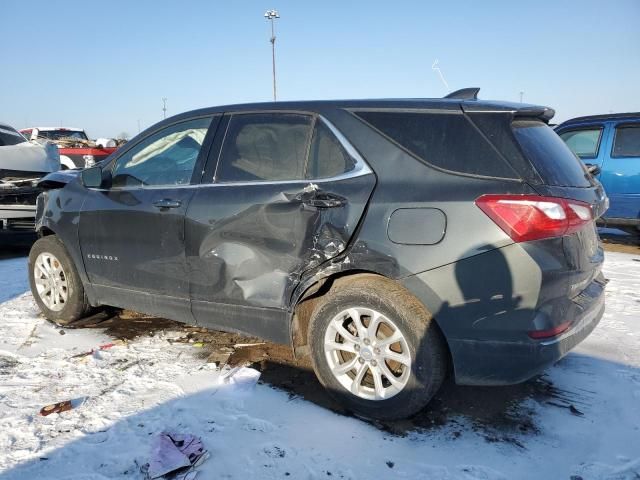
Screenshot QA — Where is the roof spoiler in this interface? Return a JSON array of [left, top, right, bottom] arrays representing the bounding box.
[[444, 88, 480, 100]]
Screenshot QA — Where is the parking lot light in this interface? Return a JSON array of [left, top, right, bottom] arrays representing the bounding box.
[[264, 9, 280, 102]]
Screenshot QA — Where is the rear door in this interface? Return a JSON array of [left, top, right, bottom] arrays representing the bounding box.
[[185, 111, 375, 343], [598, 121, 640, 220], [78, 116, 217, 320]]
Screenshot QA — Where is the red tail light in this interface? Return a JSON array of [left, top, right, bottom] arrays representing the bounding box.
[[475, 194, 593, 242]]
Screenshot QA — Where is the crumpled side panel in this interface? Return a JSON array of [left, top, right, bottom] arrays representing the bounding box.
[[186, 174, 375, 311]]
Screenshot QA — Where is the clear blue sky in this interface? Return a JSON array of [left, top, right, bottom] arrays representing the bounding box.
[[2, 0, 638, 138]]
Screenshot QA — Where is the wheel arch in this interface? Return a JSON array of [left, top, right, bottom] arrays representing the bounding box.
[[290, 269, 453, 373], [37, 225, 56, 237]]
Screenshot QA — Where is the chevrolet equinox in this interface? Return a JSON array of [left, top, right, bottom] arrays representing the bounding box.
[[29, 88, 608, 419]]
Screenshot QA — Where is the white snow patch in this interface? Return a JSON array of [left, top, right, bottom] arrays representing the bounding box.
[[0, 250, 638, 479]]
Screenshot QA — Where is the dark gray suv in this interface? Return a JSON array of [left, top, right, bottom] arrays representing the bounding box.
[[29, 89, 608, 419]]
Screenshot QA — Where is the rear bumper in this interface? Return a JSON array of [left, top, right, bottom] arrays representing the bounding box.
[[447, 277, 605, 385]]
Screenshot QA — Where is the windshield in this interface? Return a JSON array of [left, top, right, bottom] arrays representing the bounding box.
[[512, 120, 591, 187], [36, 129, 88, 141], [0, 125, 27, 146]]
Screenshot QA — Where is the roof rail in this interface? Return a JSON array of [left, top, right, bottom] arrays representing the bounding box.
[[444, 88, 480, 100]]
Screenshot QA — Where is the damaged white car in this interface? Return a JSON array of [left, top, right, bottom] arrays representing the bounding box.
[[0, 122, 60, 234]]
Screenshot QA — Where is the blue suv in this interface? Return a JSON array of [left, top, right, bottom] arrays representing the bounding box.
[[556, 113, 640, 234]]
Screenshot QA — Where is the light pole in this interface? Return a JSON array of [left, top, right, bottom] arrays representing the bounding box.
[[264, 9, 280, 101], [519, 91, 524, 103], [162, 98, 167, 119]]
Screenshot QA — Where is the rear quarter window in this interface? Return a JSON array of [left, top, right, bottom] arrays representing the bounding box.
[[353, 110, 519, 179], [513, 120, 591, 187]]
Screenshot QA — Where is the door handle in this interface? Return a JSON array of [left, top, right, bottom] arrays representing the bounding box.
[[301, 192, 346, 208], [152, 199, 182, 210]]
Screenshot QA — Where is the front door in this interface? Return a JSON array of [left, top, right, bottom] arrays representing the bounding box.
[[185, 112, 376, 343], [78, 116, 217, 320], [599, 121, 640, 221]]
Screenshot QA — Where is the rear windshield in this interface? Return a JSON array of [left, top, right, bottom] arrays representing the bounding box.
[[512, 120, 591, 187], [0, 125, 27, 146]]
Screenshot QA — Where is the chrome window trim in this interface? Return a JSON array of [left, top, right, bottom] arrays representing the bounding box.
[[212, 114, 372, 186]]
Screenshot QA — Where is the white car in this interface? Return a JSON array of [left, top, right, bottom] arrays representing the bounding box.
[[21, 127, 117, 170], [0, 123, 60, 233]]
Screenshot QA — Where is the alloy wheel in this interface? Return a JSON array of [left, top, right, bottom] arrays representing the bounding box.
[[324, 306, 412, 401], [33, 252, 69, 312]]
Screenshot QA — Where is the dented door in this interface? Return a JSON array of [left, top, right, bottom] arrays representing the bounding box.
[[185, 112, 375, 342]]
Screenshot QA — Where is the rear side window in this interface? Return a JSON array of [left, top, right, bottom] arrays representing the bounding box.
[[216, 113, 313, 182], [559, 127, 602, 158], [353, 111, 517, 178], [0, 125, 27, 146], [306, 121, 356, 179], [612, 124, 640, 157], [512, 121, 590, 187]]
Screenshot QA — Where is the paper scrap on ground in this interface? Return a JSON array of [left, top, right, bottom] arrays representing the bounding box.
[[147, 433, 207, 479]]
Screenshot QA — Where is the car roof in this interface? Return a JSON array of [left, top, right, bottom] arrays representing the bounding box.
[[170, 97, 555, 122], [557, 112, 640, 127]]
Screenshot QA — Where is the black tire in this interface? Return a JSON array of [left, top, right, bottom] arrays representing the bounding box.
[[28, 235, 91, 325], [307, 274, 447, 420]]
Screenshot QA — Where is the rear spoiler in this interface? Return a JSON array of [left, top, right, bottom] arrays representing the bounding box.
[[445, 88, 555, 122]]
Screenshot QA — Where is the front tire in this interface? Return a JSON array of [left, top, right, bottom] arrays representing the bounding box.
[[307, 274, 447, 420], [29, 235, 90, 324]]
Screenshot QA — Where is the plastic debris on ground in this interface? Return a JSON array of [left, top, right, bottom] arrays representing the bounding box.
[[144, 433, 208, 480]]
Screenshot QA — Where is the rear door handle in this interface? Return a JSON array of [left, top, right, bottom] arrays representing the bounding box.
[[152, 199, 182, 210], [301, 192, 346, 208]]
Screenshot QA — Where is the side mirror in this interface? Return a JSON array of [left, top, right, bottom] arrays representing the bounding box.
[[80, 166, 104, 188], [585, 163, 601, 176]]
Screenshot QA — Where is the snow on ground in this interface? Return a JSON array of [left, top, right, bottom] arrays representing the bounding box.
[[0, 251, 639, 479], [0, 257, 28, 303]]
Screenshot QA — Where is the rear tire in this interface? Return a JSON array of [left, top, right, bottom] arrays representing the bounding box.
[[28, 235, 91, 325], [307, 274, 447, 420]]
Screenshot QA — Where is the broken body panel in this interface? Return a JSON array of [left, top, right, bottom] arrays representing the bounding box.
[[1, 124, 60, 233]]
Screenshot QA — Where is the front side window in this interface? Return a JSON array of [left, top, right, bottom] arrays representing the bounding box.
[[216, 113, 313, 182], [559, 127, 602, 158], [111, 117, 212, 188], [612, 124, 640, 158], [0, 125, 27, 146]]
